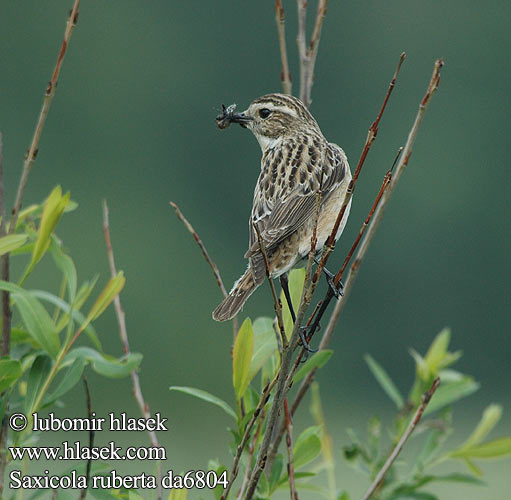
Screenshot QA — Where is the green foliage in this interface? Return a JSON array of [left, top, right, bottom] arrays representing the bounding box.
[[346, 330, 511, 500], [168, 267, 510, 500], [0, 185, 140, 489]]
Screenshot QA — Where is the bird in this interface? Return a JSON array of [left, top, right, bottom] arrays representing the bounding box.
[[212, 93, 352, 322]]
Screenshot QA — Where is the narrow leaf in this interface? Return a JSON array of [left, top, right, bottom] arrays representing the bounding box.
[[364, 354, 404, 409], [29, 186, 70, 272], [232, 317, 254, 400], [458, 404, 503, 449], [451, 437, 511, 459], [248, 317, 277, 383], [294, 425, 322, 470], [0, 358, 22, 392], [0, 281, 60, 358], [51, 250, 78, 304], [0, 234, 28, 256], [44, 357, 86, 406], [169, 386, 236, 420], [293, 350, 333, 384], [84, 272, 126, 325], [424, 378, 480, 415], [25, 355, 53, 414]]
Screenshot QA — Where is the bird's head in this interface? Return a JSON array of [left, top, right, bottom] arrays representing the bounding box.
[[223, 93, 321, 151]]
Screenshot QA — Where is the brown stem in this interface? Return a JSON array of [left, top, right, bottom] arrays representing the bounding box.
[[289, 59, 444, 443], [254, 224, 287, 349], [103, 200, 162, 500], [284, 399, 298, 500], [220, 377, 277, 500], [361, 378, 441, 500], [9, 0, 81, 233], [170, 201, 239, 340], [275, 0, 292, 95], [313, 52, 406, 285], [78, 378, 94, 500]]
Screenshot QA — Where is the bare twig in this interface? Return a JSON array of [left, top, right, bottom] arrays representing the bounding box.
[[266, 165, 395, 471], [9, 0, 81, 233], [0, 133, 10, 356], [103, 200, 162, 500], [236, 409, 265, 500], [244, 193, 322, 500], [220, 377, 278, 500], [284, 399, 299, 500], [361, 378, 441, 500], [291, 58, 444, 432], [170, 201, 239, 339], [78, 378, 94, 500], [254, 224, 287, 349], [296, 0, 328, 108], [313, 52, 406, 286], [275, 0, 292, 95]]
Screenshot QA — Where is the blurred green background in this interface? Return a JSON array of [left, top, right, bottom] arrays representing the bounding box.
[[1, 1, 510, 498]]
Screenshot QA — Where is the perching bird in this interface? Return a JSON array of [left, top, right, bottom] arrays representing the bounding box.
[[212, 93, 351, 322]]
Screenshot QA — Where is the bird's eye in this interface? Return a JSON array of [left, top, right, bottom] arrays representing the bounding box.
[[259, 108, 271, 119]]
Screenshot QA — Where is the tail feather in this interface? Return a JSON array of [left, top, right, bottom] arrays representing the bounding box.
[[213, 269, 258, 321]]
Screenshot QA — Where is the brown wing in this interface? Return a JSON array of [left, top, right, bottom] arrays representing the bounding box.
[[246, 141, 347, 259]]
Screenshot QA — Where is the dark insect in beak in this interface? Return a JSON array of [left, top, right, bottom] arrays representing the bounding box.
[[216, 103, 253, 129]]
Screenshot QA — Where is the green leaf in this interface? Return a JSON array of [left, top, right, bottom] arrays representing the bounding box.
[[269, 454, 284, 492], [25, 355, 53, 413], [458, 404, 502, 450], [364, 354, 404, 409], [281, 268, 305, 338], [85, 272, 126, 325], [44, 357, 86, 406], [424, 378, 480, 415], [0, 281, 60, 358], [168, 488, 187, 500], [337, 492, 350, 500], [0, 357, 22, 392], [26, 186, 70, 279], [232, 317, 254, 400], [31, 289, 102, 352], [293, 350, 333, 384], [51, 249, 78, 304], [169, 386, 236, 420], [248, 317, 277, 383], [432, 473, 485, 485], [0, 234, 28, 256], [294, 425, 322, 470], [91, 353, 142, 378], [451, 437, 511, 459], [63, 347, 141, 378]]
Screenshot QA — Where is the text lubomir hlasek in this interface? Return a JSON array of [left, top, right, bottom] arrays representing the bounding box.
[[32, 412, 167, 432]]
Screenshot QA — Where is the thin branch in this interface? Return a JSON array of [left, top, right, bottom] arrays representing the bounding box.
[[296, 0, 307, 105], [0, 133, 10, 356], [296, 0, 328, 108], [361, 378, 441, 500], [284, 399, 298, 500], [236, 409, 265, 500], [266, 165, 395, 470], [78, 378, 94, 500], [244, 193, 322, 500], [291, 58, 444, 432], [313, 52, 406, 286], [254, 223, 287, 349], [9, 0, 81, 233], [170, 201, 239, 339], [275, 0, 292, 95], [220, 377, 278, 500], [103, 200, 162, 500]]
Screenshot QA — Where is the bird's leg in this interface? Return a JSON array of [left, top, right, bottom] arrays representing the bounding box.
[[280, 274, 296, 323], [314, 258, 344, 298], [280, 274, 317, 353]]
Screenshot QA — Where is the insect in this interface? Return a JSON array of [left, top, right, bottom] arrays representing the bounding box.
[[215, 103, 238, 129]]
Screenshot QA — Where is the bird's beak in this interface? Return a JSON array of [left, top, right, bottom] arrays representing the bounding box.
[[229, 112, 253, 128]]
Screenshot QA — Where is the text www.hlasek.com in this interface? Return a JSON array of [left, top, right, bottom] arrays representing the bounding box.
[[9, 441, 165, 461]]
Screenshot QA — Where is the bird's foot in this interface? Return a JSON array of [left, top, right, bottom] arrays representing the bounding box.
[[298, 325, 319, 356], [314, 259, 344, 298]]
